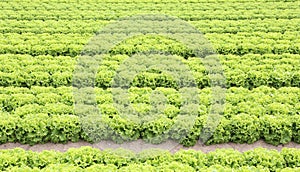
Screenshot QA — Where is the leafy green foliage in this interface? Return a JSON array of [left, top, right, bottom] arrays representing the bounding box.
[[0, 86, 299, 145], [0, 0, 299, 165], [0, 53, 299, 88], [260, 116, 293, 145], [1, 147, 300, 171]]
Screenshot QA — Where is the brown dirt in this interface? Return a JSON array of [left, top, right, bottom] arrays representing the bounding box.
[[1, 139, 299, 153]]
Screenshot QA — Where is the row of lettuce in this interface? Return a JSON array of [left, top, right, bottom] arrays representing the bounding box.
[[1, 109, 300, 146], [0, 32, 299, 57], [1, 0, 298, 10], [1, 3, 299, 21], [4, 164, 283, 172], [1, 19, 300, 34], [1, 147, 300, 171], [0, 86, 299, 116], [0, 53, 299, 88]]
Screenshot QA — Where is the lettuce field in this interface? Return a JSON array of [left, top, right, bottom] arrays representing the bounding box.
[[0, 0, 300, 171]]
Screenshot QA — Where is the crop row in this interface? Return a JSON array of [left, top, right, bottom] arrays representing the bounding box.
[[0, 86, 299, 117], [8, 165, 299, 172], [0, 87, 300, 145], [1, 0, 298, 11], [0, 3, 299, 21], [0, 32, 299, 57], [1, 19, 300, 34], [1, 164, 278, 172], [0, 53, 299, 88], [1, 31, 298, 43], [1, 147, 300, 171]]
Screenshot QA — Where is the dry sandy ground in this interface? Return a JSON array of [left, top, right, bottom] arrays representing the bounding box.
[[1, 139, 300, 153]]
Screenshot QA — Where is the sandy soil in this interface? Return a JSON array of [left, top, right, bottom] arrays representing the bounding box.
[[1, 139, 299, 153]]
